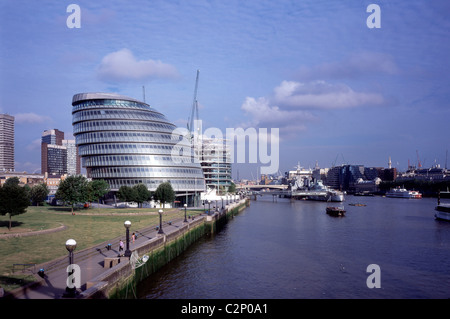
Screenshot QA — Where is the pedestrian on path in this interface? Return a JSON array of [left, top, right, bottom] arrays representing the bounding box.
[[132, 232, 135, 243], [119, 240, 124, 253]]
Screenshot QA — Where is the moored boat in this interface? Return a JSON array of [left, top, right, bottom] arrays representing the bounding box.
[[308, 180, 345, 202], [435, 191, 450, 221], [386, 187, 422, 199], [326, 206, 346, 216]]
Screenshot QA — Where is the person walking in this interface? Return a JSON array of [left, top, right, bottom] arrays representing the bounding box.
[[131, 232, 136, 243], [119, 240, 124, 256]]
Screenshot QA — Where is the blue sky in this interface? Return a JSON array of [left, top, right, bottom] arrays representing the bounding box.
[[1, 0, 449, 178]]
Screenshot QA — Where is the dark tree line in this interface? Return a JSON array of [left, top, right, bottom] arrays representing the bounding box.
[[117, 181, 175, 208], [1, 176, 177, 230], [55, 175, 110, 213]]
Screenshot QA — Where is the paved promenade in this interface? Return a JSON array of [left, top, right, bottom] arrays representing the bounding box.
[[12, 211, 205, 299]]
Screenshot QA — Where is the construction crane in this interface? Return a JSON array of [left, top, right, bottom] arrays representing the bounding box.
[[187, 70, 200, 143], [332, 153, 346, 167], [416, 150, 422, 168]]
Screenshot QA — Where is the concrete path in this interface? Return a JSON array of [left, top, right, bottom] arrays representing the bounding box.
[[12, 212, 204, 299]]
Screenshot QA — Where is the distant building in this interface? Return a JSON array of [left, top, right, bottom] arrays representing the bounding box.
[[380, 167, 397, 181], [41, 129, 80, 176], [324, 164, 383, 192], [195, 136, 231, 192], [354, 177, 382, 194], [0, 114, 14, 171], [0, 172, 44, 187], [325, 166, 342, 190], [44, 173, 68, 196], [312, 168, 329, 184], [62, 139, 80, 175], [397, 165, 449, 182], [42, 128, 64, 145]]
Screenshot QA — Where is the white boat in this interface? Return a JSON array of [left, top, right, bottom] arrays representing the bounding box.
[[385, 187, 422, 199], [435, 191, 450, 221], [435, 205, 450, 221], [308, 180, 345, 202], [330, 191, 345, 202]]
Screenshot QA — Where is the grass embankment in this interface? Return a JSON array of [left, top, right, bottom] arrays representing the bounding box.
[[0, 205, 204, 293]]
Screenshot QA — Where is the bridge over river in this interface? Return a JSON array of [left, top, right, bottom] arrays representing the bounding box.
[[237, 185, 331, 201]]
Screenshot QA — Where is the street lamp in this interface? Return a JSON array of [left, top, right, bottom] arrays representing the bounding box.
[[184, 203, 188, 222], [208, 201, 211, 215], [124, 220, 131, 258], [64, 239, 77, 298], [158, 209, 164, 234]]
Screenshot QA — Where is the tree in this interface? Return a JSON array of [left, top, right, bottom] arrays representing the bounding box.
[[87, 179, 110, 207], [133, 183, 152, 208], [0, 182, 30, 230], [228, 182, 236, 193], [154, 182, 175, 208], [55, 175, 89, 214], [4, 176, 20, 187], [117, 185, 138, 207], [30, 184, 49, 206]]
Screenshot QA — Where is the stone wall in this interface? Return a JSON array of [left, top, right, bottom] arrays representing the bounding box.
[[79, 199, 249, 299]]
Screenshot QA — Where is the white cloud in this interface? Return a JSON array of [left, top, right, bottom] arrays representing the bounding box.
[[14, 113, 51, 124], [240, 79, 385, 138], [241, 96, 315, 127], [273, 80, 384, 109], [97, 48, 179, 83]]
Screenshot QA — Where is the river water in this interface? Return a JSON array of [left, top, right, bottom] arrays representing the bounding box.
[[137, 195, 450, 299]]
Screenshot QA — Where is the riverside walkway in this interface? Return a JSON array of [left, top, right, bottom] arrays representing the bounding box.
[[11, 210, 206, 299]]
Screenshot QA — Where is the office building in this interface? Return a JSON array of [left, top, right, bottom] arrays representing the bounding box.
[[41, 129, 80, 175], [62, 139, 80, 175], [196, 137, 232, 192], [71, 92, 205, 205], [42, 128, 64, 146], [0, 114, 14, 171]]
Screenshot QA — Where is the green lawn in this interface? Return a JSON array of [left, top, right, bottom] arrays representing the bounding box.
[[0, 205, 204, 293]]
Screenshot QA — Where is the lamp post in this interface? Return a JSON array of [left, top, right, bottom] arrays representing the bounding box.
[[64, 239, 77, 298], [184, 203, 188, 222], [158, 209, 164, 234], [124, 220, 131, 258], [208, 201, 211, 215]]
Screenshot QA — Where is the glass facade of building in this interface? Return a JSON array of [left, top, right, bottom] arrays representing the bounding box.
[[196, 137, 232, 191], [46, 144, 67, 175], [0, 114, 14, 171], [71, 93, 205, 193]]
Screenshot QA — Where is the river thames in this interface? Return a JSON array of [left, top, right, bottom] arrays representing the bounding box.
[[137, 195, 450, 299]]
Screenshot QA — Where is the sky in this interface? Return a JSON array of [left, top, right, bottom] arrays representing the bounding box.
[[1, 0, 449, 179]]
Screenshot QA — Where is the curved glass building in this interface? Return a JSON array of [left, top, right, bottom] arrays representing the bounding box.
[[71, 93, 205, 202]]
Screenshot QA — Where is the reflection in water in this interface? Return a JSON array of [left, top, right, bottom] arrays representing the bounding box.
[[138, 196, 450, 299]]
